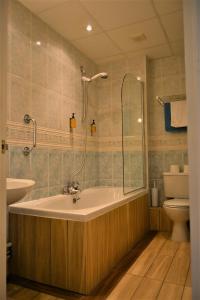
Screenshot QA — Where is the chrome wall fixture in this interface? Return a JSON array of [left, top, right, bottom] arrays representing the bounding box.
[[23, 114, 37, 156]]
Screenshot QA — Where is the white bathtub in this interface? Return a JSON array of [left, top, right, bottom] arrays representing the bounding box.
[[9, 187, 147, 221]]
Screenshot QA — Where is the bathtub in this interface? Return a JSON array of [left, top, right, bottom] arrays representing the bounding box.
[[9, 187, 149, 294], [9, 186, 147, 222]]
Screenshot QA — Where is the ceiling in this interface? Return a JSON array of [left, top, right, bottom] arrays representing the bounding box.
[[18, 0, 184, 64]]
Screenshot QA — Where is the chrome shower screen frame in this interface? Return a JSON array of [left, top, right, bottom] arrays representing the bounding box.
[[121, 73, 146, 195]]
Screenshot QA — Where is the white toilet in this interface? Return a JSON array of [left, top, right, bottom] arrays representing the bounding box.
[[163, 172, 189, 242]]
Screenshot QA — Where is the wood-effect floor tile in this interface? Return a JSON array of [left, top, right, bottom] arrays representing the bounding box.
[[127, 234, 167, 276], [106, 274, 142, 300], [165, 244, 190, 285], [7, 287, 39, 300], [131, 277, 162, 299], [159, 239, 179, 256], [7, 284, 22, 297], [185, 266, 192, 287], [34, 293, 59, 299], [7, 233, 192, 300], [182, 287, 192, 300], [157, 283, 183, 300], [146, 254, 173, 281], [127, 249, 158, 276]]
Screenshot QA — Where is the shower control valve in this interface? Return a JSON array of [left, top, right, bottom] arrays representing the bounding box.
[[72, 181, 80, 190], [63, 181, 80, 195]]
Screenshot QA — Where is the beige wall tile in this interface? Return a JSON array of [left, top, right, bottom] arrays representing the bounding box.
[[8, 74, 31, 123], [7, 0, 99, 197]]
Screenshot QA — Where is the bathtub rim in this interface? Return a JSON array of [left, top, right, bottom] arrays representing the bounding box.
[[9, 187, 148, 222]]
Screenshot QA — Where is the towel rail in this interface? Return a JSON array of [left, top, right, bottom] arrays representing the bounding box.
[[156, 94, 186, 106]]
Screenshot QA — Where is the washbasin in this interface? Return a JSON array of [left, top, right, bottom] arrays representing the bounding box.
[[7, 178, 35, 205]]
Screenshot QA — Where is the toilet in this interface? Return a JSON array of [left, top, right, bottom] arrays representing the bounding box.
[[163, 172, 189, 242]]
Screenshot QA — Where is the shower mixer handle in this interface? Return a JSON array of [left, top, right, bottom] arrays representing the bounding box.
[[72, 181, 80, 190], [64, 182, 80, 196]]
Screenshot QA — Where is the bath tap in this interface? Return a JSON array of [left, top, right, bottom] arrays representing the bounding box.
[[72, 194, 80, 203], [63, 182, 80, 202]]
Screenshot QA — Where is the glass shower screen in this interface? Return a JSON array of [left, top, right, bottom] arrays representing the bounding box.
[[121, 73, 146, 194]]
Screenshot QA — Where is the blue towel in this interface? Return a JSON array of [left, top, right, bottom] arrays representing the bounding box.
[[164, 103, 187, 132]]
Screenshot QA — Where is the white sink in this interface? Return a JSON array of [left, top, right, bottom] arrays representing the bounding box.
[[7, 178, 35, 205]]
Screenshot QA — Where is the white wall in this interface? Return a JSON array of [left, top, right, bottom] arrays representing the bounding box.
[[184, 0, 200, 298], [0, 0, 8, 298]]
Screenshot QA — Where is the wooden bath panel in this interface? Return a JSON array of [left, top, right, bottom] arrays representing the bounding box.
[[149, 207, 172, 232], [9, 214, 51, 284], [9, 193, 149, 294], [50, 219, 68, 289]]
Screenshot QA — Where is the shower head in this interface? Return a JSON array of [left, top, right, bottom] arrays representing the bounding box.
[[91, 72, 108, 81], [81, 72, 108, 82]]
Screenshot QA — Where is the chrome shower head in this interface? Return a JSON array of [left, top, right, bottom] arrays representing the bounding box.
[[91, 72, 108, 81], [81, 72, 108, 82]]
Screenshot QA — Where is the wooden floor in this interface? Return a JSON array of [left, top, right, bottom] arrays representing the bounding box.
[[7, 232, 192, 300]]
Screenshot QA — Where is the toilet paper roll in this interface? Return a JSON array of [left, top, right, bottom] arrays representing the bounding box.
[[151, 187, 159, 207], [170, 164, 180, 173]]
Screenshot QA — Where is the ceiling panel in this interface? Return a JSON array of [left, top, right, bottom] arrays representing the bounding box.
[[72, 33, 121, 60], [153, 0, 182, 16], [80, 0, 155, 30], [17, 0, 185, 64], [107, 18, 167, 52], [161, 11, 184, 42], [18, 0, 68, 14], [39, 1, 102, 40], [95, 53, 127, 65], [126, 44, 172, 59]]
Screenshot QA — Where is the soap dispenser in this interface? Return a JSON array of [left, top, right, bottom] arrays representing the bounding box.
[[91, 120, 96, 136], [70, 113, 76, 130]]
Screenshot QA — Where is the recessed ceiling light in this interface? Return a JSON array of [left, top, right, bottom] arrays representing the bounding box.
[[137, 118, 142, 123], [86, 24, 92, 32], [36, 41, 41, 46], [137, 76, 141, 81]]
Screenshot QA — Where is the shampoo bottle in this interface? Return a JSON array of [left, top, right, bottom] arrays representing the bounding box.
[[70, 113, 76, 129], [91, 120, 96, 136]]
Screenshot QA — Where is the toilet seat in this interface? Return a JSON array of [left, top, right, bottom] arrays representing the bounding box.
[[163, 199, 189, 208]]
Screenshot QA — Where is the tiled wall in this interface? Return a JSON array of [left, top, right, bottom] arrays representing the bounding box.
[[7, 0, 99, 199], [8, 1, 186, 203], [148, 55, 188, 204], [7, 0, 147, 200], [97, 57, 147, 187]]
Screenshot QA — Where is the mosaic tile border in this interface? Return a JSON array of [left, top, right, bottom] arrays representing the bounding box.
[[7, 122, 187, 152], [7, 121, 98, 151], [149, 135, 187, 151]]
